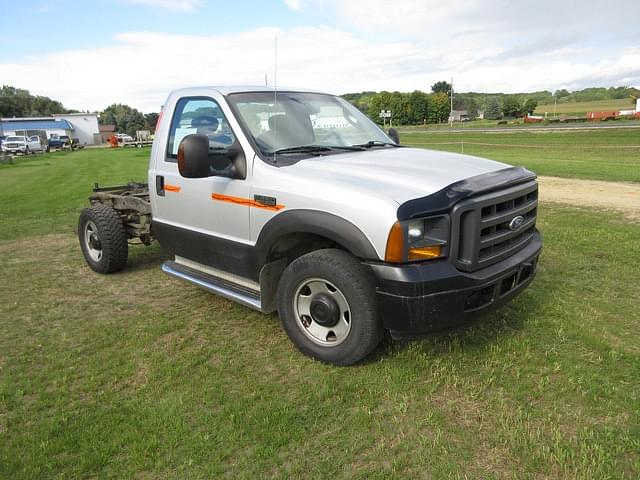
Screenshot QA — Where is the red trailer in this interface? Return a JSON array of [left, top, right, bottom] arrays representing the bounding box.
[[586, 111, 617, 121]]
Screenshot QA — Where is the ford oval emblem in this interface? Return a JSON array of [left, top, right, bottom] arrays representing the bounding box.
[[509, 215, 525, 231]]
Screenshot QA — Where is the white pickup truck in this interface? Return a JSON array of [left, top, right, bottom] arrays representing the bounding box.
[[1, 135, 44, 155], [78, 86, 542, 365]]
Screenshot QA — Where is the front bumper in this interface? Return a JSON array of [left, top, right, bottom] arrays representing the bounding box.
[[367, 231, 542, 339], [2, 146, 26, 153]]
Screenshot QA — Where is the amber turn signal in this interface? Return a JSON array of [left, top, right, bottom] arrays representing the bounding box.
[[408, 245, 442, 260], [384, 221, 405, 263]]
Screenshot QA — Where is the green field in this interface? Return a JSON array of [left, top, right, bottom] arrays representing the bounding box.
[[402, 128, 640, 182], [1, 147, 639, 478], [534, 98, 635, 116]]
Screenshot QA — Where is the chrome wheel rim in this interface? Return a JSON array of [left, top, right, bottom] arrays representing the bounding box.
[[293, 278, 351, 346], [84, 220, 102, 262]]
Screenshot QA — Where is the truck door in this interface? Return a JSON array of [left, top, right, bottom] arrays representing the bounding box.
[[151, 96, 253, 275], [29, 136, 41, 152]]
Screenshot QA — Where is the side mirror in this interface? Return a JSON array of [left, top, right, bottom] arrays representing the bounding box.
[[178, 134, 210, 178], [388, 128, 400, 144]]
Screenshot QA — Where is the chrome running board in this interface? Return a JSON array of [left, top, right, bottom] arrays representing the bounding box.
[[162, 260, 262, 311]]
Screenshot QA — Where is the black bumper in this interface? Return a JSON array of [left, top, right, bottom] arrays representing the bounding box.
[[367, 232, 542, 339]]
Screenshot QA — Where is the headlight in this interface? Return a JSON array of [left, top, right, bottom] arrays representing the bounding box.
[[407, 221, 424, 241], [385, 215, 450, 263]]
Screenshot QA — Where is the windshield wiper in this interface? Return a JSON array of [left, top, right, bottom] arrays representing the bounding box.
[[270, 144, 365, 155], [351, 140, 400, 148]]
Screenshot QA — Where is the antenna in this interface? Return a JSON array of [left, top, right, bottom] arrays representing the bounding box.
[[450, 76, 454, 127], [273, 35, 278, 163]]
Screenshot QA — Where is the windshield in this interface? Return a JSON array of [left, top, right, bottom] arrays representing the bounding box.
[[227, 91, 393, 157], [6, 136, 23, 142]]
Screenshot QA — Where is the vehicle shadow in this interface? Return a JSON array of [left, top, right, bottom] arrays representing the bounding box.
[[124, 243, 171, 272], [368, 290, 545, 363], [118, 242, 546, 365]]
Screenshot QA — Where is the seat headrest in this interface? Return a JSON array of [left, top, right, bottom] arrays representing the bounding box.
[[191, 116, 219, 130]]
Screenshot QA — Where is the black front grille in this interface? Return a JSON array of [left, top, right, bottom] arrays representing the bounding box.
[[452, 180, 538, 272]]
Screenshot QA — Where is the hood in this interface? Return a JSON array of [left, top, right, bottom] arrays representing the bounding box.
[[284, 147, 510, 205]]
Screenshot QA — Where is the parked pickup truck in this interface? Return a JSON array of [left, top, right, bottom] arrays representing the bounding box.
[[1, 135, 44, 154], [48, 135, 70, 150], [78, 86, 542, 365], [49, 135, 82, 150]]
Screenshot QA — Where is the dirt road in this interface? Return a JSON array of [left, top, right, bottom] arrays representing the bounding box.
[[538, 176, 640, 221]]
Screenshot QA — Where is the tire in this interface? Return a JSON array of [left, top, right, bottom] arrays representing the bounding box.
[[24, 147, 29, 155], [277, 249, 383, 365], [78, 205, 128, 273]]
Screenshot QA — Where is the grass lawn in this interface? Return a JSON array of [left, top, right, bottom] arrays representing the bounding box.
[[402, 128, 640, 183], [0, 148, 638, 478]]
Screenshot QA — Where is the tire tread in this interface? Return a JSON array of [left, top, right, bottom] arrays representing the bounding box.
[[277, 248, 382, 365], [78, 205, 128, 273]]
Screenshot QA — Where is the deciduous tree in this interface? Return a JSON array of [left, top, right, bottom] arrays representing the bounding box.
[[502, 96, 522, 118], [431, 81, 451, 94], [429, 93, 450, 123], [484, 97, 501, 120], [100, 104, 146, 136], [523, 98, 538, 115]]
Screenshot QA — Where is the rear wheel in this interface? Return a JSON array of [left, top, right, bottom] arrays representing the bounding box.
[[78, 205, 128, 273], [277, 249, 382, 365]]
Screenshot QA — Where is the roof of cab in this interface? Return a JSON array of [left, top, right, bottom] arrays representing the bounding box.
[[168, 85, 325, 96]]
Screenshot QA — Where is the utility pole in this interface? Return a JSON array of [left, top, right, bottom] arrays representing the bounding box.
[[449, 76, 454, 127]]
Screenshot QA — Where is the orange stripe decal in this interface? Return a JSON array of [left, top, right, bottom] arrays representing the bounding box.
[[164, 184, 181, 193], [211, 193, 285, 211]]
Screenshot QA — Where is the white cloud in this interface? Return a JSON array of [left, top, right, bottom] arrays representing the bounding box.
[[36, 1, 57, 13], [123, 0, 203, 11], [284, 0, 302, 11], [0, 27, 637, 113], [309, 0, 640, 65]]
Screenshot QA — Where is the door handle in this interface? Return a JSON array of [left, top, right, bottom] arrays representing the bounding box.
[[156, 175, 165, 196]]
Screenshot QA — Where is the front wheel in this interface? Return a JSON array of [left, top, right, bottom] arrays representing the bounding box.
[[78, 205, 128, 273], [277, 249, 382, 365]]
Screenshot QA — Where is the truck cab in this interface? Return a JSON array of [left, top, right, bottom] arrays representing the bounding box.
[[80, 86, 542, 365]]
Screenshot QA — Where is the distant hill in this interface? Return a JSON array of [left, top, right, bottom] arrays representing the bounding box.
[[534, 98, 635, 116], [343, 86, 639, 110]]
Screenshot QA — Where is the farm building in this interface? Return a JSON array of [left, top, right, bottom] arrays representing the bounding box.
[[99, 124, 116, 143], [448, 110, 470, 122], [0, 113, 101, 145]]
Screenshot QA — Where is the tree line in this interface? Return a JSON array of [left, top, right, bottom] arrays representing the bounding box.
[[0, 85, 70, 117], [343, 82, 452, 126], [2, 83, 637, 132], [343, 82, 539, 125], [0, 85, 159, 136], [343, 84, 639, 125], [99, 104, 159, 136]]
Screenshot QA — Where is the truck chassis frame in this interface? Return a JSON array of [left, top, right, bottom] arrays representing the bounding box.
[[89, 182, 153, 245]]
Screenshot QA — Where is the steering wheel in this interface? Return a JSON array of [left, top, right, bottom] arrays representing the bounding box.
[[324, 130, 344, 145]]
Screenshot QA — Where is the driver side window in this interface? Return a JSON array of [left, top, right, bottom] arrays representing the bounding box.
[[166, 97, 237, 164]]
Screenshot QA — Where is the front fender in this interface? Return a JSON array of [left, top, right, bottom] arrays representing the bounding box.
[[255, 209, 379, 266]]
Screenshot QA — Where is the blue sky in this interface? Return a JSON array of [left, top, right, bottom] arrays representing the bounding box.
[[1, 1, 312, 59], [1, 0, 639, 112]]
